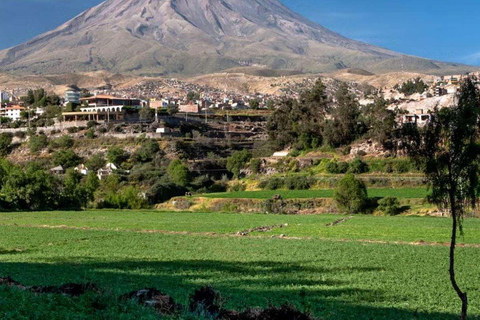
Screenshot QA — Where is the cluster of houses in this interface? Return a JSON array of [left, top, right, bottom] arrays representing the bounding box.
[[51, 162, 122, 180]]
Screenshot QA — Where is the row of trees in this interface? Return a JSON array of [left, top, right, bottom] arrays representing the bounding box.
[[267, 81, 398, 151]]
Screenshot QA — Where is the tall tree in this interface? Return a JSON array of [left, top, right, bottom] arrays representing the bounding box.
[[323, 83, 364, 147], [403, 79, 480, 320]]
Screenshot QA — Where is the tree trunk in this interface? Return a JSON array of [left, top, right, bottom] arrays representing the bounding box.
[[449, 194, 468, 319]]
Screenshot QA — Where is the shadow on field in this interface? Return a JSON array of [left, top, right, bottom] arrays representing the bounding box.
[[0, 259, 457, 320]]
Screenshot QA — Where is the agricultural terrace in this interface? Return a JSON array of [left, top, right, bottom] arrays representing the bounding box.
[[201, 188, 428, 200], [0, 211, 479, 319]]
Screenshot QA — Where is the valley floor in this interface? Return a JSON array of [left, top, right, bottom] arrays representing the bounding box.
[[0, 211, 479, 319]]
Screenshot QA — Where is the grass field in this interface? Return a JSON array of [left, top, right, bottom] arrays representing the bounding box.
[[202, 188, 428, 200], [0, 211, 479, 319]]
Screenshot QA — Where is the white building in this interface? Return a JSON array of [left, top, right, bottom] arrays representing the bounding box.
[[65, 90, 81, 105], [0, 105, 26, 121]]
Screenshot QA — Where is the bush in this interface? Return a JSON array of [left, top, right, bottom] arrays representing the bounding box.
[[134, 139, 161, 162], [167, 160, 190, 187], [284, 176, 314, 190], [229, 182, 246, 192], [107, 146, 128, 165], [29, 134, 49, 153], [326, 161, 349, 174], [226, 149, 252, 178], [260, 177, 284, 190], [85, 154, 106, 172], [378, 196, 401, 216], [0, 133, 13, 156], [52, 150, 81, 168], [87, 121, 98, 129], [101, 186, 148, 209], [51, 135, 74, 149], [348, 159, 369, 174], [14, 131, 26, 139], [334, 174, 368, 214], [249, 158, 262, 174]]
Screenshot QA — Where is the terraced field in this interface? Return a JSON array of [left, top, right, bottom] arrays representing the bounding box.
[[201, 188, 428, 200]]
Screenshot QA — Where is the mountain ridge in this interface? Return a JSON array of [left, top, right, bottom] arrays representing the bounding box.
[[0, 0, 474, 76]]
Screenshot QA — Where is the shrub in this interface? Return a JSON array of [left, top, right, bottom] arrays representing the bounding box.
[[51, 135, 74, 149], [284, 176, 314, 190], [348, 159, 369, 174], [134, 139, 161, 162], [378, 196, 401, 216], [87, 121, 98, 129], [334, 174, 368, 214], [326, 161, 349, 174], [52, 150, 81, 168], [226, 149, 252, 178], [86, 128, 96, 139], [0, 133, 13, 156], [229, 182, 246, 192], [167, 160, 190, 187], [85, 154, 106, 172], [262, 177, 284, 190], [14, 131, 26, 139], [107, 146, 127, 165], [249, 158, 262, 174], [29, 134, 49, 153]]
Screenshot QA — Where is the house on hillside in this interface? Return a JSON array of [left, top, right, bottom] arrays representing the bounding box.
[[50, 165, 65, 175], [97, 163, 118, 180], [0, 105, 26, 121], [74, 164, 89, 176]]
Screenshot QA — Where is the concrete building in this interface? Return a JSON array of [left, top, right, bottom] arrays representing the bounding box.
[[0, 105, 26, 121], [65, 90, 81, 105], [0, 91, 9, 102], [178, 102, 200, 113]]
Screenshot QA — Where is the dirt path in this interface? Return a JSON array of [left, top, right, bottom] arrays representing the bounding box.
[[3, 224, 480, 248]]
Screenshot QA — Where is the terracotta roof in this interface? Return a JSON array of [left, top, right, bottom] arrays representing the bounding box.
[[80, 95, 138, 101], [4, 105, 26, 110]]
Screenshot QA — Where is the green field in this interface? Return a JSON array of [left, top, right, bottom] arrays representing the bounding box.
[[0, 211, 479, 319], [202, 188, 428, 200]]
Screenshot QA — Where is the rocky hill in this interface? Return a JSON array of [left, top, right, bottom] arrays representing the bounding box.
[[0, 0, 474, 76]]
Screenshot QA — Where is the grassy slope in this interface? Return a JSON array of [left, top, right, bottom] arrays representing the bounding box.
[[202, 188, 429, 199], [0, 211, 479, 319]]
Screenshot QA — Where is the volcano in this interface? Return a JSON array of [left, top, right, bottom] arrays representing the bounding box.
[[0, 0, 472, 76]]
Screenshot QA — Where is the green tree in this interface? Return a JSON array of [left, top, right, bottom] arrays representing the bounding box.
[[52, 150, 81, 168], [363, 97, 397, 148], [267, 80, 329, 149], [29, 134, 49, 153], [227, 149, 252, 178], [167, 160, 190, 187], [134, 139, 161, 162], [402, 79, 480, 319], [85, 154, 106, 172], [249, 98, 260, 109], [187, 91, 200, 102], [107, 146, 127, 165], [323, 83, 365, 147], [0, 133, 13, 156], [84, 171, 100, 202], [249, 158, 262, 175], [377, 196, 401, 216], [139, 105, 154, 121], [333, 174, 368, 214], [267, 100, 275, 110]]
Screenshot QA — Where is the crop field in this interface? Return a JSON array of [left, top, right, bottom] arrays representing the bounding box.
[[0, 211, 479, 319], [202, 188, 428, 200]]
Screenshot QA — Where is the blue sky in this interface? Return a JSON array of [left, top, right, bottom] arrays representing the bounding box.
[[0, 0, 479, 65]]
